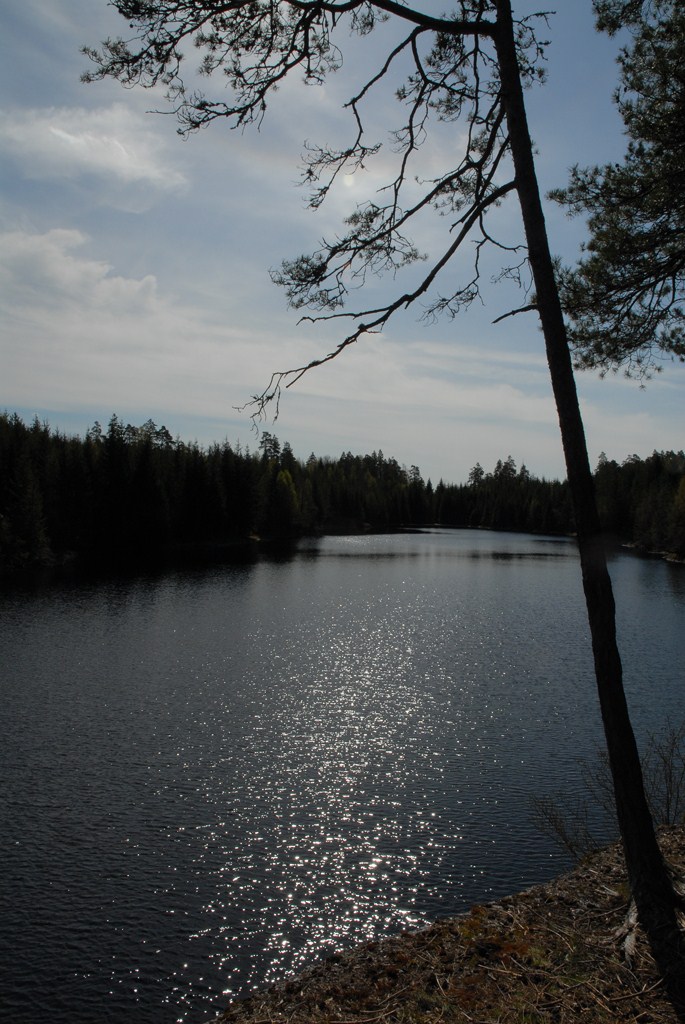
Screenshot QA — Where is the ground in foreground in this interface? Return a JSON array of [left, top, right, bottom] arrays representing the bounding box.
[[220, 827, 684, 1023]]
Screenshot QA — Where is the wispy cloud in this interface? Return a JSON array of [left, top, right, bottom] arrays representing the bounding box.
[[1, 104, 187, 190]]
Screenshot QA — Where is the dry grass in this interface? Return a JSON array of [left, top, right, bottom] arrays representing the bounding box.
[[219, 826, 685, 1024]]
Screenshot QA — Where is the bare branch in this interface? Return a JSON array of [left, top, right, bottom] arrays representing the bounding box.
[[253, 176, 517, 419], [83, 2, 548, 407], [492, 302, 537, 324]]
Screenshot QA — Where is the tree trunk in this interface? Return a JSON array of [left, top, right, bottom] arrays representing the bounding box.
[[493, 0, 683, 1006]]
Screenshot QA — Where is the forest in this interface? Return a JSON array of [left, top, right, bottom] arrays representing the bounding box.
[[1, 410, 683, 575]]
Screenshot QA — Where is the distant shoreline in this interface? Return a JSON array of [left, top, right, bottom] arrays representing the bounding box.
[[2, 524, 683, 588]]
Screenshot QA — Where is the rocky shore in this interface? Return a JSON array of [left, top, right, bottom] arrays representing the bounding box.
[[219, 826, 685, 1024]]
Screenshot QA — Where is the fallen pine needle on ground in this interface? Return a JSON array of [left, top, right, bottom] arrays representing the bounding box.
[[219, 825, 685, 1024]]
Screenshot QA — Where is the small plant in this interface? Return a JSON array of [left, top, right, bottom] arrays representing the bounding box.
[[532, 720, 685, 862], [643, 720, 685, 826]]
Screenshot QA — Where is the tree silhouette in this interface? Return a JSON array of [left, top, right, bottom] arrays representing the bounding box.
[[84, 0, 683, 1002], [554, 0, 685, 379]]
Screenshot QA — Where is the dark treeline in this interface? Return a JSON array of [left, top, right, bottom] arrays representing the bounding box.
[[1, 412, 683, 574]]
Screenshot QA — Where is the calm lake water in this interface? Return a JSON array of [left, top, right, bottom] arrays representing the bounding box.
[[1, 529, 683, 1023]]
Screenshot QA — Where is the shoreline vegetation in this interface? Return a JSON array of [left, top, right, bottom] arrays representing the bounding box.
[[219, 826, 685, 1024], [1, 412, 684, 579]]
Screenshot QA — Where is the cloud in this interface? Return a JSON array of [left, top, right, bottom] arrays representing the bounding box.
[[289, 331, 557, 432], [0, 227, 281, 423], [0, 229, 157, 313], [1, 211, 681, 486], [0, 226, 560, 478], [0, 104, 187, 190]]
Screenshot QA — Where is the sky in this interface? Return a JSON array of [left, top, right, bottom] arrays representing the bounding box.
[[1, 0, 683, 485]]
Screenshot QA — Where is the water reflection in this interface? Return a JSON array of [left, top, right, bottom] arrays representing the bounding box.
[[299, 529, 575, 563], [0, 531, 682, 1023]]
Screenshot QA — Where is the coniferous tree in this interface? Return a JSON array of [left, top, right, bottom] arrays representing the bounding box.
[[554, 0, 685, 378]]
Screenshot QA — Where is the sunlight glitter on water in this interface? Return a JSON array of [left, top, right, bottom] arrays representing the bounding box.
[[3, 531, 683, 1023], [189, 609, 448, 999], [172, 558, 556, 1010]]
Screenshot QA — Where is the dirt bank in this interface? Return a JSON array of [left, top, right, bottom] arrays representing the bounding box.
[[219, 826, 685, 1024]]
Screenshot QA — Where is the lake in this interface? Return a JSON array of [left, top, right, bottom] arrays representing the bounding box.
[[1, 529, 683, 1023]]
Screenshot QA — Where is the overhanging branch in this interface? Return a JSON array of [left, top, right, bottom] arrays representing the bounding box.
[[248, 177, 517, 420], [492, 301, 537, 323]]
